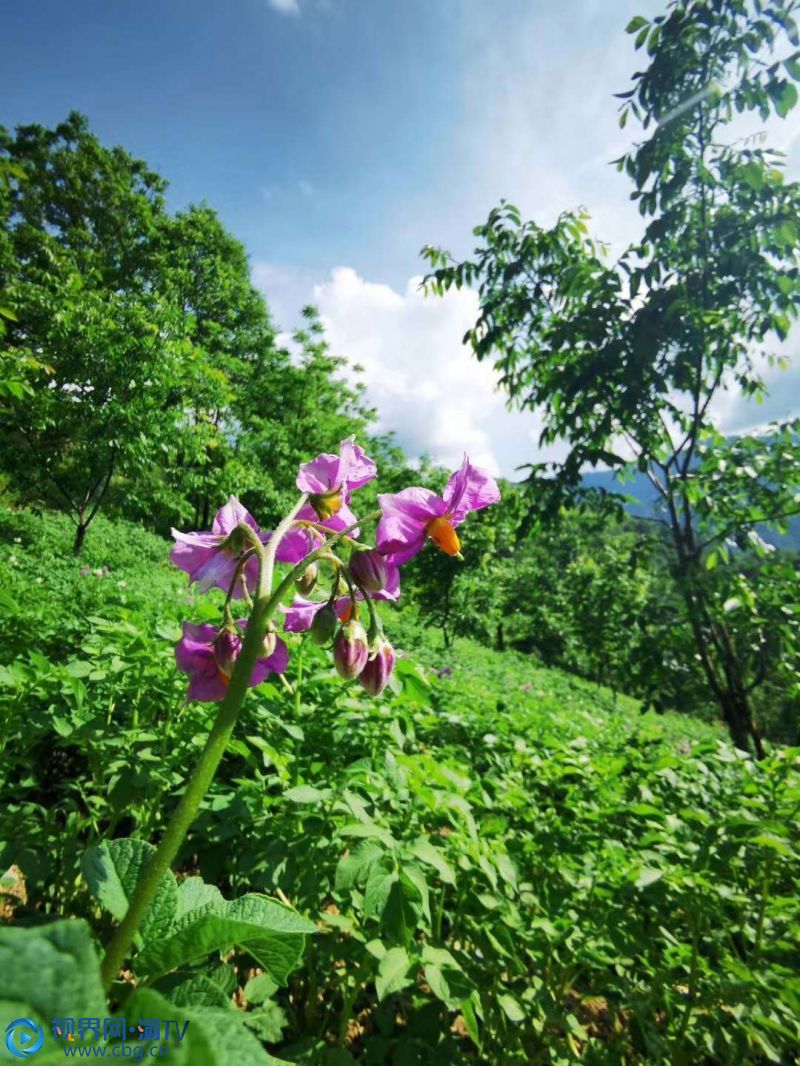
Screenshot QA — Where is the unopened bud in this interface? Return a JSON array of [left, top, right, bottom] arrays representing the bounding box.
[[310, 603, 337, 646], [213, 626, 241, 680], [358, 638, 396, 696], [296, 562, 318, 596], [262, 625, 278, 658], [333, 619, 369, 680], [309, 487, 344, 521], [349, 549, 388, 593]]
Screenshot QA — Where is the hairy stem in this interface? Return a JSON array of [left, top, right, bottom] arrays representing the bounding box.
[[100, 499, 381, 990]]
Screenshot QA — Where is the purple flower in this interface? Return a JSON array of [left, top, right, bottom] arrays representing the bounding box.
[[376, 456, 500, 565], [359, 638, 396, 696], [297, 435, 376, 498], [175, 620, 288, 703], [296, 436, 376, 520], [170, 496, 262, 598]]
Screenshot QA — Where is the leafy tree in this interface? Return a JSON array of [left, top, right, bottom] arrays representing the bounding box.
[[0, 113, 190, 553], [0, 115, 376, 551], [423, 0, 800, 754], [142, 202, 281, 531]]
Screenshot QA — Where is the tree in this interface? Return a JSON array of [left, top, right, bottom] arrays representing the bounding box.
[[423, 0, 800, 754], [0, 113, 190, 553], [144, 203, 282, 531]]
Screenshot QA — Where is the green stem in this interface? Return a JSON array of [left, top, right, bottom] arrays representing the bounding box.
[[753, 853, 774, 962], [100, 497, 307, 991], [99, 500, 379, 992], [674, 909, 701, 1049]]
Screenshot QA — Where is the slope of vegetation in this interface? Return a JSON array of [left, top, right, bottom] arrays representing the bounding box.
[[1, 507, 798, 1064]]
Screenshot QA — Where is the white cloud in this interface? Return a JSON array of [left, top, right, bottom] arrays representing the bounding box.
[[309, 266, 564, 477], [254, 259, 800, 481], [267, 0, 300, 15]]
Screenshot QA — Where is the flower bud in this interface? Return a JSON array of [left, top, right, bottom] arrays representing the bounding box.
[[358, 638, 396, 696], [309, 487, 344, 521], [262, 625, 278, 658], [213, 626, 242, 681], [349, 549, 388, 593], [295, 562, 318, 596], [333, 619, 369, 680], [310, 603, 337, 646]]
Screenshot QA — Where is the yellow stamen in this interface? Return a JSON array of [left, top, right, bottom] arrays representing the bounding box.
[[310, 487, 344, 520], [426, 516, 462, 557]]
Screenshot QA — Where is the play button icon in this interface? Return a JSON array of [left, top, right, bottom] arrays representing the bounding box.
[[5, 1018, 45, 1058]]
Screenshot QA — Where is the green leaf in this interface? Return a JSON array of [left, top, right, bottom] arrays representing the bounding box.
[[159, 972, 233, 1009], [174, 876, 224, 920], [82, 837, 177, 946], [0, 921, 105, 1060], [0, 305, 19, 321], [424, 961, 475, 1007], [363, 863, 398, 921], [775, 81, 799, 118], [335, 839, 386, 892], [135, 890, 316, 983], [375, 946, 412, 1001], [123, 987, 289, 1065], [635, 867, 664, 889], [625, 15, 648, 33], [408, 839, 456, 885], [243, 1000, 289, 1043], [498, 992, 526, 1023], [751, 833, 796, 858], [284, 784, 333, 804], [461, 996, 482, 1049], [244, 972, 280, 1005]]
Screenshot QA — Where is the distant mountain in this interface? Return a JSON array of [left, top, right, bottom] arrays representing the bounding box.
[[582, 468, 800, 550]]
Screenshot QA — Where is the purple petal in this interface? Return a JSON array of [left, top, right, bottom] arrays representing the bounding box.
[[381, 539, 428, 567], [376, 488, 445, 561], [332, 502, 359, 535], [271, 526, 318, 565], [337, 436, 377, 491], [442, 456, 501, 525], [169, 531, 222, 582], [296, 437, 377, 496], [282, 598, 326, 633], [175, 635, 228, 703], [227, 554, 260, 599], [180, 621, 218, 646], [194, 549, 240, 595], [186, 659, 229, 702], [296, 452, 341, 495], [369, 560, 401, 602], [251, 636, 290, 684], [212, 495, 260, 536]]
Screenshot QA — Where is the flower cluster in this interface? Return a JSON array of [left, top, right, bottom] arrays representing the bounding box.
[[169, 437, 500, 702]]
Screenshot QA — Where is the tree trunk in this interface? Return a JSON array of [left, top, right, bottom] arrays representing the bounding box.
[[720, 687, 765, 759], [72, 522, 88, 556]]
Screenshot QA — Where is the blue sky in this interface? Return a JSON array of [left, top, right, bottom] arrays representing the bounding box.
[[3, 0, 800, 476]]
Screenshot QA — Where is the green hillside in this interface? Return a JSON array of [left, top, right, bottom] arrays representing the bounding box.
[[1, 507, 798, 1064]]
